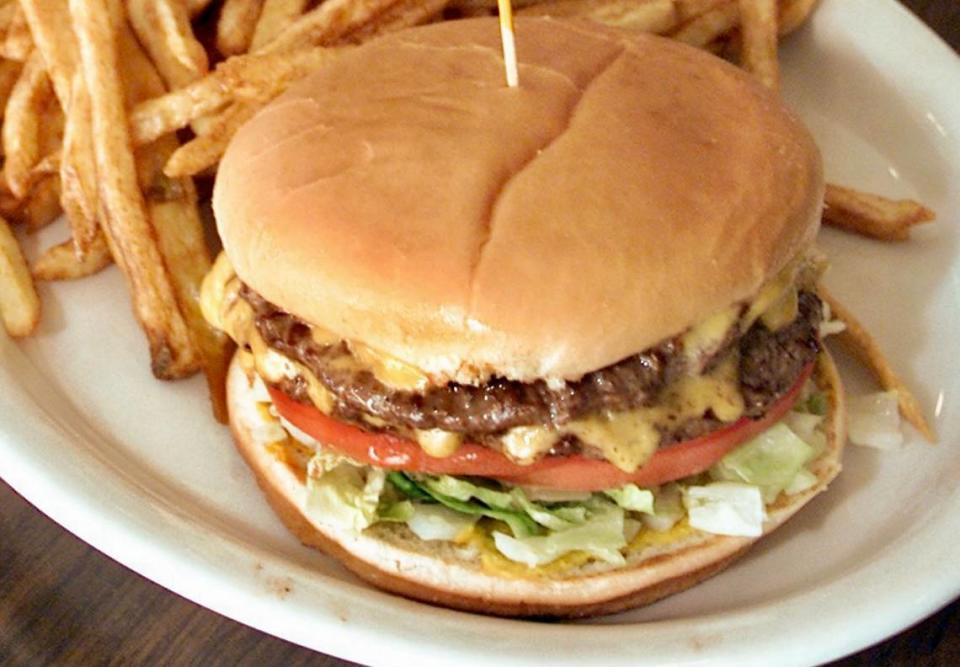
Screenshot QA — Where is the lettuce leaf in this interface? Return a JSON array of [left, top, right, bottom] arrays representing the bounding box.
[[406, 504, 477, 541], [710, 422, 814, 503], [604, 484, 655, 514], [492, 505, 628, 567], [305, 454, 387, 532], [683, 482, 765, 537], [390, 473, 538, 537]]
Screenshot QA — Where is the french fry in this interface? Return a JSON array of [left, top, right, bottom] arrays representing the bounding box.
[[738, 0, 778, 91], [823, 184, 935, 241], [28, 149, 59, 180], [3, 52, 53, 199], [118, 24, 232, 420], [779, 0, 818, 36], [251, 0, 310, 51], [22, 99, 64, 231], [0, 58, 22, 125], [217, 0, 264, 56], [163, 101, 258, 178], [672, 1, 739, 47], [18, 0, 75, 106], [60, 71, 100, 256], [187, 0, 216, 18], [0, 3, 16, 36], [24, 175, 61, 231], [146, 168, 233, 422], [0, 214, 40, 336], [33, 232, 111, 281], [516, 0, 677, 33], [344, 0, 452, 42], [129, 0, 209, 90], [129, 46, 343, 146], [819, 287, 935, 442], [260, 0, 401, 53], [70, 0, 200, 378], [446, 0, 539, 10], [675, 0, 728, 22], [0, 5, 33, 62]]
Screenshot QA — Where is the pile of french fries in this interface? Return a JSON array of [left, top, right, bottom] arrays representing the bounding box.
[[0, 0, 936, 434]]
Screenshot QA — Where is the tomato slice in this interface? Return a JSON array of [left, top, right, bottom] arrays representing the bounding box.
[[268, 363, 813, 492]]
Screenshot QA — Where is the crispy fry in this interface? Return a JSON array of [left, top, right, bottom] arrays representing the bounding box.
[[517, 0, 677, 33], [118, 24, 232, 419], [19, 101, 66, 221], [217, 0, 264, 56], [675, 0, 728, 22], [33, 232, 112, 281], [779, 0, 818, 36], [163, 101, 258, 178], [0, 3, 16, 35], [129, 0, 209, 90], [60, 71, 99, 256], [0, 214, 40, 336], [146, 164, 233, 422], [29, 149, 59, 180], [343, 0, 452, 42], [251, 0, 310, 51], [0, 58, 22, 124], [445, 0, 539, 10], [70, 0, 200, 378], [1, 5, 33, 62], [738, 0, 778, 91], [187, 0, 216, 18], [823, 184, 935, 241], [3, 52, 53, 199], [672, 1, 739, 46], [24, 175, 61, 231], [819, 287, 935, 442], [129, 47, 342, 146], [18, 0, 75, 106], [260, 0, 401, 53]]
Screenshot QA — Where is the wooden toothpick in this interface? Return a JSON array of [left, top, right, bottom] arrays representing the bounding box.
[[497, 0, 519, 87]]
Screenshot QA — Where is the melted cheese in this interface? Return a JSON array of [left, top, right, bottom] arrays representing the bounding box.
[[744, 259, 801, 331], [201, 252, 796, 471], [201, 253, 432, 392], [499, 356, 745, 472], [680, 305, 740, 365], [415, 429, 464, 458]]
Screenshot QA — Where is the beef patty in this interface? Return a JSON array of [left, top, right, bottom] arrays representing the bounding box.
[[244, 287, 822, 440]]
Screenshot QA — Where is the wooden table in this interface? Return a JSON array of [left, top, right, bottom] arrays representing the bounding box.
[[2, 3, 959, 665]]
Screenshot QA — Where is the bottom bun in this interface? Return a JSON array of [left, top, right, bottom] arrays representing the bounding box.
[[227, 352, 846, 618]]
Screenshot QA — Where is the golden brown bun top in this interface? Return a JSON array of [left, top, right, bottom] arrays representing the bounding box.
[[214, 18, 823, 383]]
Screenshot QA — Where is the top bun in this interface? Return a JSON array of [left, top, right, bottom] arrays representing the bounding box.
[[214, 18, 823, 384]]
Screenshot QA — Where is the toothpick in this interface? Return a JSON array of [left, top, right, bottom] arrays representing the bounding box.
[[497, 0, 519, 87]]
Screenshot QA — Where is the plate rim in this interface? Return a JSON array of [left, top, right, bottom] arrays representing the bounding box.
[[1, 1, 959, 665]]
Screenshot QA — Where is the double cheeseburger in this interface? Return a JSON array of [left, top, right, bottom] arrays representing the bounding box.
[[201, 18, 845, 617]]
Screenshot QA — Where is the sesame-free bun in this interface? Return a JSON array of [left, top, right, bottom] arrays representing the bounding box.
[[228, 351, 845, 618], [214, 18, 823, 383]]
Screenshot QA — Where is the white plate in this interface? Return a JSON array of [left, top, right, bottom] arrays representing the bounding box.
[[1, 1, 958, 664]]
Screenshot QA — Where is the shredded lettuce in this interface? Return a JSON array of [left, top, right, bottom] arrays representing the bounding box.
[[509, 489, 581, 531], [683, 482, 765, 537], [393, 474, 539, 538], [305, 453, 388, 532], [710, 422, 814, 502], [603, 484, 655, 514], [642, 483, 685, 532], [492, 505, 628, 567], [406, 504, 477, 541]]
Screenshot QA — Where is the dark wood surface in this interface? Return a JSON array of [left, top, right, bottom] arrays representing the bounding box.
[[2, 2, 959, 666]]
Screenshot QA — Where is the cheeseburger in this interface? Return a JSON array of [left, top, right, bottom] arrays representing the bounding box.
[[201, 18, 844, 617]]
